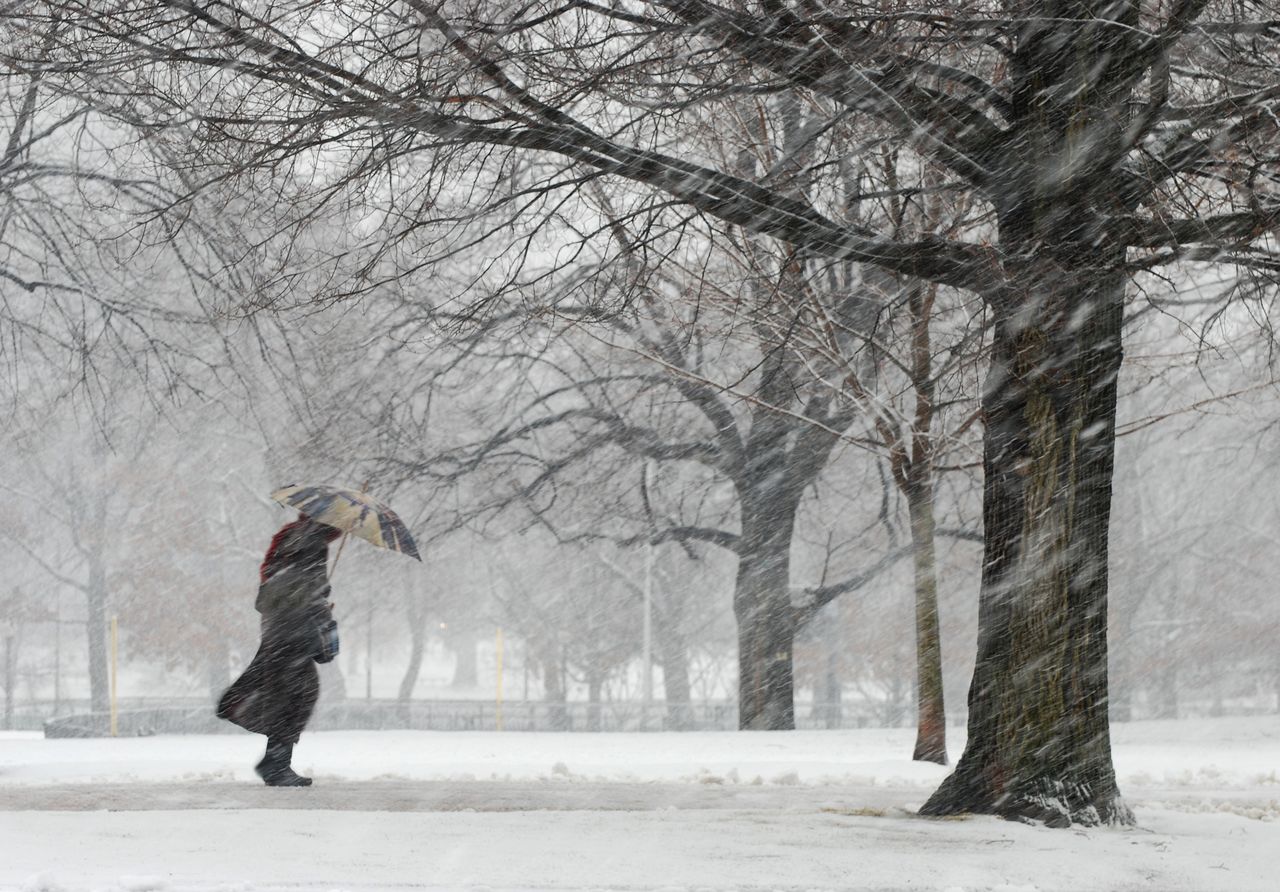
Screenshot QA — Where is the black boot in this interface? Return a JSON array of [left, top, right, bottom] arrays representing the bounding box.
[[255, 739, 312, 787]]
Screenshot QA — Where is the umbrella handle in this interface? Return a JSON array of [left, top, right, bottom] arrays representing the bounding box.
[[327, 479, 368, 581], [328, 531, 351, 580]]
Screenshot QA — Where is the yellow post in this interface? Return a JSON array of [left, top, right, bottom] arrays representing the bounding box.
[[495, 628, 504, 731], [109, 616, 118, 738]]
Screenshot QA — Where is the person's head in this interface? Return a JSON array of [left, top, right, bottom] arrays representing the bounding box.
[[261, 515, 341, 581]]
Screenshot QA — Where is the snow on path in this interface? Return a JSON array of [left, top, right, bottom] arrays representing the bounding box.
[[0, 779, 917, 813], [2, 801, 1277, 892], [3, 716, 1278, 792], [0, 727, 945, 788], [1, 718, 1278, 891]]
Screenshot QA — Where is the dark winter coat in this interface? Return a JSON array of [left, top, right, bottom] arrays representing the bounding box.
[[216, 519, 341, 744]]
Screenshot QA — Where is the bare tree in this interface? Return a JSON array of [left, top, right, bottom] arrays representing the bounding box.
[[400, 265, 910, 731], [487, 537, 642, 729], [779, 153, 987, 761], [115, 440, 271, 700], [1, 407, 157, 713], [28, 0, 1280, 824], [0, 54, 241, 415], [590, 530, 736, 730]]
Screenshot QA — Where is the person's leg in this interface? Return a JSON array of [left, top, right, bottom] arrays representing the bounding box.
[[257, 645, 320, 787], [256, 735, 312, 786]]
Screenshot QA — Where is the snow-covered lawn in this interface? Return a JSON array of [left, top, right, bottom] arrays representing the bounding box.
[[2, 717, 1277, 891]]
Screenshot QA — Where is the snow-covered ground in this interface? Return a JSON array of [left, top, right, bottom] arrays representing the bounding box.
[[2, 717, 1278, 891]]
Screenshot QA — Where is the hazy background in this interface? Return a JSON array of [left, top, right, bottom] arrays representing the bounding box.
[[3, 274, 1277, 732]]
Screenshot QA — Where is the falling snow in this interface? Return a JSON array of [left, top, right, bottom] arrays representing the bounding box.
[[3, 1, 1280, 888]]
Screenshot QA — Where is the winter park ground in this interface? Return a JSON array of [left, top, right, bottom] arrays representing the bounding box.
[[1, 719, 1278, 892]]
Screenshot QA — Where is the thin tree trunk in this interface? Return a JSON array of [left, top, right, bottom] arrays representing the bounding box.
[[921, 259, 1131, 826], [1210, 657, 1224, 717], [1273, 653, 1279, 715], [814, 606, 843, 729], [820, 649, 843, 729], [86, 561, 109, 715], [1274, 651, 1279, 715], [397, 622, 426, 704], [3, 634, 14, 731], [540, 649, 567, 731], [907, 475, 947, 764], [399, 584, 430, 707], [586, 676, 603, 731], [877, 275, 948, 761], [81, 449, 112, 717], [1156, 662, 1179, 719], [659, 626, 693, 730]]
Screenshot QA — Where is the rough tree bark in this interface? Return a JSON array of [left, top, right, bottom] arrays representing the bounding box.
[[734, 494, 800, 731], [918, 0, 1160, 823], [922, 247, 1130, 825], [733, 590, 794, 729]]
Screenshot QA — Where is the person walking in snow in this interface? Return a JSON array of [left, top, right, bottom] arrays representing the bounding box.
[[217, 515, 342, 786]]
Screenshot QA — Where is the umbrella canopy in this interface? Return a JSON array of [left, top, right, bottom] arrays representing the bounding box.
[[270, 484, 421, 561]]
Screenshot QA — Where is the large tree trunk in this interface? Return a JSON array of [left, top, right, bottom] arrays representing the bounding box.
[[921, 253, 1131, 826], [907, 474, 947, 764], [734, 505, 798, 731]]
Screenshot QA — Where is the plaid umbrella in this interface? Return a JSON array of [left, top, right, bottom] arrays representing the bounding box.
[[270, 484, 421, 561]]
